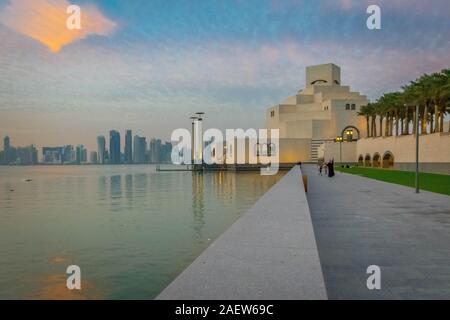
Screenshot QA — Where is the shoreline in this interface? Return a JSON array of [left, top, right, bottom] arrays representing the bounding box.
[[157, 165, 327, 300]]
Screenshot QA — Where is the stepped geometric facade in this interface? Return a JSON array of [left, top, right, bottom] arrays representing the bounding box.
[[266, 63, 368, 163], [265, 63, 450, 174]]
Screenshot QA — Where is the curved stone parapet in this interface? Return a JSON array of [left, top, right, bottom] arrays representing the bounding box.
[[157, 165, 327, 300]]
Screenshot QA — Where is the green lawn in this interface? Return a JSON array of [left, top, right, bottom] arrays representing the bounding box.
[[335, 167, 450, 196]]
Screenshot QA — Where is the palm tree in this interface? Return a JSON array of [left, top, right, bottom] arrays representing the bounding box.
[[377, 93, 401, 136], [368, 103, 377, 137], [415, 74, 436, 134], [402, 81, 421, 135], [395, 92, 409, 135], [360, 68, 450, 136], [358, 104, 371, 137], [377, 93, 392, 137], [437, 69, 450, 132]]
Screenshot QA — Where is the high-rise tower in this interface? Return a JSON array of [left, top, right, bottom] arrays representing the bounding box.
[[3, 136, 10, 164], [97, 135, 106, 164], [125, 130, 132, 164], [109, 130, 121, 164]]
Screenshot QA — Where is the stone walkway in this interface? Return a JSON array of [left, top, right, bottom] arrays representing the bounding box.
[[157, 166, 327, 300], [304, 165, 450, 299]]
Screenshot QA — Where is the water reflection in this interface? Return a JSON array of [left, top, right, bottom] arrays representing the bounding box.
[[0, 165, 285, 299], [134, 173, 148, 194], [98, 176, 106, 201], [110, 175, 122, 199], [110, 175, 122, 212], [125, 174, 133, 206], [191, 172, 205, 238]]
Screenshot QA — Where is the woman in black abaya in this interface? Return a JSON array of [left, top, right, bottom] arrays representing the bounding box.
[[327, 159, 335, 177]]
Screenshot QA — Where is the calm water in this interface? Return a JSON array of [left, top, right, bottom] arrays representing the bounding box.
[[0, 165, 284, 299]]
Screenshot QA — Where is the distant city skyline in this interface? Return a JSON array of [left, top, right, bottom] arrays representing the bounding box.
[[1, 0, 450, 149], [1, 129, 173, 165]]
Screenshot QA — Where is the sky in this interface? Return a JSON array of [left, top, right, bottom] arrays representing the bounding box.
[[0, 0, 449, 151]]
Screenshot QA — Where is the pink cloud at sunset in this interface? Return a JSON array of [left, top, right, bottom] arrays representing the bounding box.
[[0, 0, 116, 52]]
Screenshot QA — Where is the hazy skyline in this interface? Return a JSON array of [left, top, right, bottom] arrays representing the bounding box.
[[1, 0, 450, 150]]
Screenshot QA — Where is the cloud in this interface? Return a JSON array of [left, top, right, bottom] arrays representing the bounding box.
[[0, 0, 116, 52], [328, 0, 450, 15]]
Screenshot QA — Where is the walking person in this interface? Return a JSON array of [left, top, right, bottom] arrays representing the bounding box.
[[327, 158, 335, 178], [317, 160, 323, 176]]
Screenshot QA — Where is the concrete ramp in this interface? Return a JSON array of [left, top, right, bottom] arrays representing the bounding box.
[[157, 166, 327, 300]]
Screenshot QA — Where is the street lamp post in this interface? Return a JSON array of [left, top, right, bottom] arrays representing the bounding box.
[[335, 136, 343, 164], [415, 104, 420, 193], [195, 112, 205, 166], [190, 116, 198, 166], [346, 130, 354, 142]]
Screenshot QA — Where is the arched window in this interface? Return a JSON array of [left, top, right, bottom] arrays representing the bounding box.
[[358, 155, 364, 166], [311, 79, 328, 85], [341, 126, 360, 141], [382, 152, 394, 169], [364, 154, 372, 167], [373, 153, 381, 168]]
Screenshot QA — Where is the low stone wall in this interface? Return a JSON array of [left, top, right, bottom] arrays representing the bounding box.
[[322, 141, 357, 163], [356, 133, 450, 174], [394, 163, 450, 175], [279, 138, 312, 163], [156, 166, 327, 300]]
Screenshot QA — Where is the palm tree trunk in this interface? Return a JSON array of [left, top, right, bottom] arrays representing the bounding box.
[[412, 108, 416, 135], [404, 112, 408, 134], [421, 107, 427, 135], [372, 116, 377, 137], [440, 108, 445, 133], [390, 113, 394, 136], [379, 116, 383, 137], [430, 112, 434, 133], [395, 110, 399, 136], [385, 113, 389, 137], [366, 116, 370, 137], [401, 116, 404, 135], [434, 105, 440, 133], [404, 111, 409, 134]]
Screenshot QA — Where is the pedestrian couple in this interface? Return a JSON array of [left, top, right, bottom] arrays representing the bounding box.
[[318, 159, 335, 177]]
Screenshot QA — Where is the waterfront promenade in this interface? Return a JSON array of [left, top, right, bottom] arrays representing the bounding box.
[[157, 166, 327, 300], [304, 165, 450, 299], [157, 164, 450, 300]]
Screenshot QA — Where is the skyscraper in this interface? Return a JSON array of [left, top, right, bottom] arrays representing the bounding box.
[[3, 136, 10, 164], [90, 151, 98, 164], [76, 145, 85, 165], [149, 138, 162, 163], [133, 135, 147, 164], [63, 145, 74, 163], [162, 142, 173, 163], [97, 135, 106, 164], [42, 147, 64, 164], [82, 148, 87, 163], [109, 130, 121, 164], [125, 130, 132, 164], [15, 145, 37, 165]]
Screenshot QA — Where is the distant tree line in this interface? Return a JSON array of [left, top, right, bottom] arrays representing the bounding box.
[[359, 69, 450, 137]]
